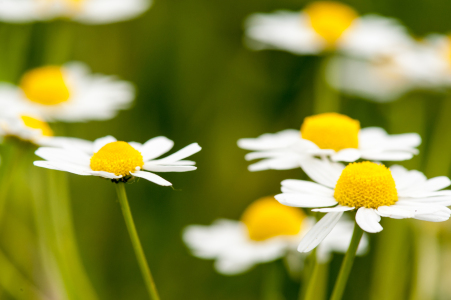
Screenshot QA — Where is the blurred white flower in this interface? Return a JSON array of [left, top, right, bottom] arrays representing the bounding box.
[[244, 1, 412, 58], [0, 0, 151, 24], [183, 197, 367, 275], [238, 113, 420, 170], [0, 62, 134, 122], [275, 159, 451, 252], [34, 135, 201, 185], [327, 36, 451, 102], [0, 114, 54, 145]]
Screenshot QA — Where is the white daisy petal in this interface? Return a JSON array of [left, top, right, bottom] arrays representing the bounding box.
[[376, 205, 415, 219], [331, 149, 361, 162], [248, 157, 301, 171], [142, 165, 197, 172], [33, 161, 93, 176], [297, 212, 344, 253], [132, 171, 172, 186], [275, 193, 338, 208], [93, 136, 117, 152], [141, 136, 174, 161], [155, 143, 201, 163], [312, 206, 354, 213], [280, 179, 334, 196], [35, 147, 91, 165], [355, 208, 383, 233], [299, 158, 344, 188], [89, 171, 122, 179], [237, 129, 301, 150]]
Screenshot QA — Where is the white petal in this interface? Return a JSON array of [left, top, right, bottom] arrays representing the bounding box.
[[360, 151, 414, 161], [143, 165, 197, 172], [33, 161, 92, 176], [297, 212, 344, 253], [248, 157, 301, 171], [155, 143, 201, 163], [237, 129, 301, 150], [275, 193, 337, 208], [280, 179, 334, 196], [376, 205, 415, 219], [93, 136, 117, 152], [331, 149, 361, 162], [355, 208, 383, 233], [312, 206, 354, 213], [299, 158, 344, 188], [141, 136, 174, 161], [132, 171, 172, 186], [35, 147, 91, 165]]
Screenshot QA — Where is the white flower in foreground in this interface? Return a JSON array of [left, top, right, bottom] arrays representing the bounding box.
[[0, 114, 55, 145], [275, 158, 451, 253], [0, 0, 151, 24], [244, 1, 412, 58], [0, 62, 134, 122], [183, 197, 367, 275], [326, 40, 451, 102], [238, 113, 420, 171], [33, 135, 201, 186]]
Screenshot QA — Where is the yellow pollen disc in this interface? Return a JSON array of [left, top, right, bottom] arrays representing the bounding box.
[[90, 141, 144, 176], [21, 115, 54, 137], [301, 112, 360, 151], [20, 66, 70, 106], [304, 1, 358, 47], [334, 162, 398, 209], [241, 197, 305, 242]]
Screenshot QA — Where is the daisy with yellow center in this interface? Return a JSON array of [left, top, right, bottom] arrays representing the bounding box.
[[0, 62, 134, 122], [0, 0, 152, 24], [238, 113, 421, 171], [33, 135, 201, 185], [183, 197, 367, 275], [0, 114, 55, 145], [275, 158, 451, 253], [244, 1, 412, 58]]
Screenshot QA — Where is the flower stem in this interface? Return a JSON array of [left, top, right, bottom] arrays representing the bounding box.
[[115, 182, 160, 300], [314, 55, 339, 114], [303, 260, 328, 300], [330, 223, 363, 300]]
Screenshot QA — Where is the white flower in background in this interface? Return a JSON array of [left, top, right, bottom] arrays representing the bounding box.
[[244, 1, 412, 58], [326, 38, 451, 102], [0, 114, 55, 145], [34, 135, 201, 185], [238, 113, 420, 171], [0, 0, 151, 24], [0, 62, 134, 122], [275, 158, 451, 252], [183, 197, 367, 275]]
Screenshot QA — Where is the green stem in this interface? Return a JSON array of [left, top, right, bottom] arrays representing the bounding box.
[[424, 98, 451, 177], [314, 55, 340, 114], [115, 182, 160, 300], [303, 260, 328, 300], [262, 262, 284, 300], [330, 224, 363, 300], [45, 21, 73, 65]]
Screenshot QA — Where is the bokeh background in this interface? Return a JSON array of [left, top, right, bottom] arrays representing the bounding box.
[[2, 0, 451, 299]]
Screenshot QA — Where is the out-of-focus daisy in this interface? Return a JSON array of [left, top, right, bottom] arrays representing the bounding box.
[[0, 62, 134, 122], [33, 135, 201, 185], [327, 39, 450, 102], [275, 158, 451, 252], [238, 113, 420, 170], [244, 1, 412, 58], [0, 114, 54, 145], [0, 0, 151, 24], [183, 197, 367, 275]]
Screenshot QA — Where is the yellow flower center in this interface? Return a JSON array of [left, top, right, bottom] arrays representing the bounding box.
[[334, 162, 398, 209], [20, 66, 70, 106], [90, 141, 144, 176], [304, 1, 358, 47], [21, 115, 54, 137], [241, 197, 305, 242], [301, 113, 360, 151]]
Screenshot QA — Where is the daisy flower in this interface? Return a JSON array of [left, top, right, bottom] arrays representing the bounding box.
[[0, 0, 151, 24], [0, 62, 135, 122], [0, 114, 55, 145], [275, 158, 451, 253], [33, 135, 201, 186], [238, 113, 421, 171], [244, 1, 412, 58], [183, 197, 367, 275], [326, 40, 450, 102]]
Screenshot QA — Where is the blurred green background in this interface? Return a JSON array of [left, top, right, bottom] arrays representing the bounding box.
[[2, 0, 451, 299]]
